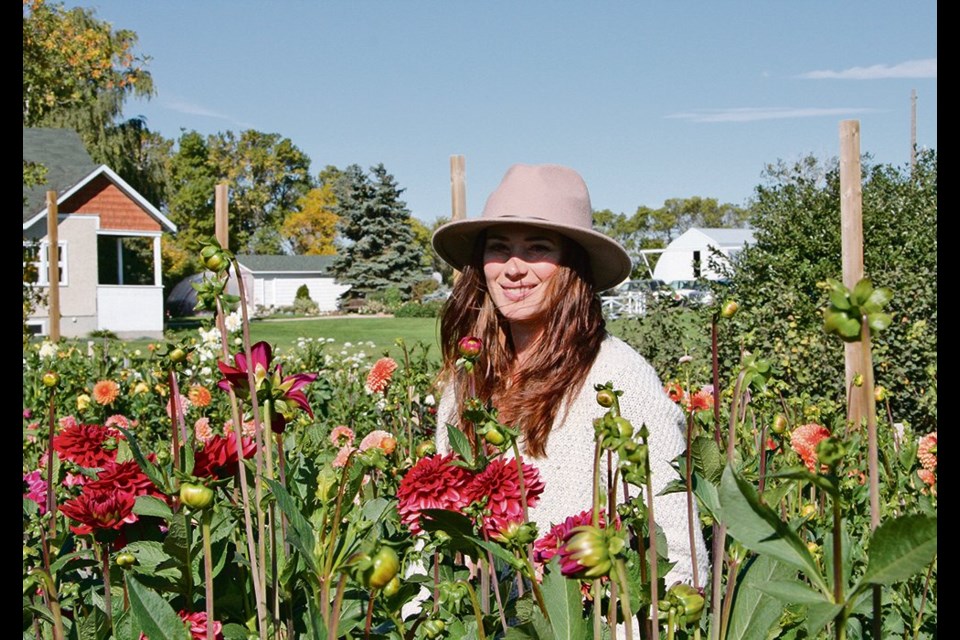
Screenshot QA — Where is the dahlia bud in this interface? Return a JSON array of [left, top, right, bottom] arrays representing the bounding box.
[[558, 524, 625, 579], [666, 583, 705, 623], [416, 440, 436, 458], [771, 414, 789, 435], [457, 336, 483, 359], [596, 388, 616, 408], [42, 371, 60, 388], [852, 373, 864, 387], [720, 300, 739, 319], [874, 385, 889, 403]]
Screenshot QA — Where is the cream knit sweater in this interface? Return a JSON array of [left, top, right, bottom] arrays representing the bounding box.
[[436, 334, 710, 588]]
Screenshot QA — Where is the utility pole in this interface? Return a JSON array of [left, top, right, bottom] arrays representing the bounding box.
[[910, 89, 917, 173]]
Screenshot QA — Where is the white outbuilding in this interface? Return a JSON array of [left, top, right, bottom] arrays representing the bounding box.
[[234, 254, 351, 313], [650, 227, 755, 283]]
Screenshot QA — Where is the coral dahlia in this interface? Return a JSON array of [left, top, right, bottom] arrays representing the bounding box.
[[92, 380, 120, 406], [365, 357, 398, 394], [790, 423, 831, 473]]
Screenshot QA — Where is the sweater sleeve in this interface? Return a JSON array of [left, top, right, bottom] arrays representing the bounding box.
[[593, 337, 710, 589]]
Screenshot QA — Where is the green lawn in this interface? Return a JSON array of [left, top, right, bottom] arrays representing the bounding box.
[[247, 316, 442, 359]]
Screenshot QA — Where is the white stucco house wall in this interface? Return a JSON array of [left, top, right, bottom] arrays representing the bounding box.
[[652, 227, 755, 283], [233, 255, 351, 313]]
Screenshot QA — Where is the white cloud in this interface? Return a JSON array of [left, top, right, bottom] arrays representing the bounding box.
[[666, 107, 879, 123], [162, 98, 254, 128], [800, 58, 936, 80]]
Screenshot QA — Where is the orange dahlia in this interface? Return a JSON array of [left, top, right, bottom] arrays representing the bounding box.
[[365, 357, 398, 394], [917, 431, 937, 472], [359, 429, 397, 454], [790, 423, 831, 473], [188, 385, 212, 408], [93, 380, 120, 406]]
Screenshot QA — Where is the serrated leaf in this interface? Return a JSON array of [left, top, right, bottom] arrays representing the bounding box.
[[133, 495, 174, 520], [49, 549, 95, 575], [719, 465, 829, 596], [116, 426, 167, 492], [262, 477, 318, 574], [122, 541, 171, 568], [691, 435, 724, 483], [726, 555, 795, 640], [447, 423, 475, 466], [692, 470, 721, 521], [126, 575, 192, 640], [540, 557, 592, 640], [859, 514, 937, 587]]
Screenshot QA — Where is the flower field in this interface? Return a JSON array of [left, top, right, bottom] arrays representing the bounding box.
[[23, 260, 936, 639]]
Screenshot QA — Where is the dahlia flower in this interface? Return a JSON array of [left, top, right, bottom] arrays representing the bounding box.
[[192, 432, 257, 480], [92, 380, 120, 406], [59, 489, 138, 536], [359, 429, 397, 454], [23, 470, 47, 515], [329, 425, 355, 447], [188, 385, 212, 408], [140, 610, 224, 640], [365, 357, 398, 394], [396, 452, 475, 533], [466, 457, 544, 538], [194, 417, 214, 444], [664, 381, 685, 404], [534, 508, 605, 565], [790, 423, 831, 473], [53, 423, 123, 468]]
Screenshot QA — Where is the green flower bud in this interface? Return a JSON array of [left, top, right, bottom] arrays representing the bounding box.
[[720, 300, 739, 319], [42, 371, 60, 387]]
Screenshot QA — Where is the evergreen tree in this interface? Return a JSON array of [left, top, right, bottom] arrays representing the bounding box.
[[332, 164, 424, 300]]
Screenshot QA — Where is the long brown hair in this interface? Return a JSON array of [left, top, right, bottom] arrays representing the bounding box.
[[438, 232, 606, 457]]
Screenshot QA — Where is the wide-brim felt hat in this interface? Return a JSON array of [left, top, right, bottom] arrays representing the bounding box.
[[432, 163, 632, 292]]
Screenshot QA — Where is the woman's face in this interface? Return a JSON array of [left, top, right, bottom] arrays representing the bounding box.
[[482, 224, 564, 327]]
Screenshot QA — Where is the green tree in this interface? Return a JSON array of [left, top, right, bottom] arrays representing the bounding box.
[[24, 0, 168, 208], [207, 130, 313, 254], [726, 151, 937, 432], [331, 164, 425, 300]]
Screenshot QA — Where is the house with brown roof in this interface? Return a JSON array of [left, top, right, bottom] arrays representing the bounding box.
[[23, 128, 177, 338]]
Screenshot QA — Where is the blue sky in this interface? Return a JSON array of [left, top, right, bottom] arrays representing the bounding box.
[[67, 1, 936, 225]]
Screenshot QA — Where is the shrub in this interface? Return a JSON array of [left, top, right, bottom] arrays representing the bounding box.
[[292, 297, 319, 316], [394, 300, 443, 318], [295, 284, 312, 301]]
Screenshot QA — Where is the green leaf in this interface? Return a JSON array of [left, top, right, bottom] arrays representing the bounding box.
[[851, 278, 874, 307], [804, 601, 845, 637], [692, 470, 721, 522], [126, 575, 192, 640], [49, 549, 95, 575], [828, 286, 851, 310], [859, 514, 937, 587], [867, 312, 892, 332], [691, 435, 724, 483], [766, 467, 839, 498], [756, 579, 831, 605], [222, 623, 254, 640], [262, 476, 318, 574], [865, 285, 893, 309], [121, 541, 172, 569], [719, 465, 829, 596], [726, 555, 795, 640], [447, 423, 474, 466], [540, 557, 592, 640], [133, 495, 174, 520], [116, 426, 167, 492]]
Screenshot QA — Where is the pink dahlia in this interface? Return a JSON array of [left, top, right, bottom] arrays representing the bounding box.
[[23, 470, 48, 515], [53, 423, 123, 468], [790, 423, 831, 473], [396, 452, 475, 534], [194, 417, 214, 444], [664, 381, 685, 404], [86, 459, 162, 500], [140, 610, 224, 640], [359, 429, 397, 454], [534, 508, 605, 565], [365, 357, 398, 394], [685, 388, 714, 413], [59, 415, 78, 430], [332, 445, 356, 468], [917, 468, 936, 487], [329, 425, 355, 448], [466, 457, 545, 538], [917, 431, 937, 472], [105, 415, 131, 430]]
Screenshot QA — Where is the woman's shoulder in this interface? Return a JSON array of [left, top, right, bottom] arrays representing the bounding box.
[[593, 334, 659, 377]]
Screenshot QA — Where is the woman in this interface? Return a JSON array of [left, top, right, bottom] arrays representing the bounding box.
[[431, 163, 709, 588]]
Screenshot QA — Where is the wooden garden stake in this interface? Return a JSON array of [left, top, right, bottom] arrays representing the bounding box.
[[45, 191, 60, 342], [451, 155, 466, 282], [215, 183, 229, 250], [839, 119, 882, 640]]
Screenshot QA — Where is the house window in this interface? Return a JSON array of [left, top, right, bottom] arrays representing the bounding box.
[[98, 236, 154, 285], [23, 241, 68, 286]]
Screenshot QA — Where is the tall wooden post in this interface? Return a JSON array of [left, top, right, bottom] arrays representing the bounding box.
[[215, 183, 229, 249], [450, 155, 466, 223], [450, 155, 467, 281], [45, 191, 61, 342], [839, 121, 865, 425]]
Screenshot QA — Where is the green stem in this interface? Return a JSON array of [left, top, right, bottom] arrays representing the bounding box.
[[202, 510, 216, 640], [718, 557, 739, 640], [667, 608, 676, 640], [45, 392, 57, 539], [485, 548, 509, 635], [462, 580, 489, 640], [641, 428, 660, 640], [321, 451, 355, 620], [832, 497, 843, 604], [327, 573, 348, 640], [685, 408, 700, 590], [592, 579, 602, 640], [215, 299, 267, 640], [616, 558, 635, 640], [520, 555, 550, 622], [911, 557, 936, 640], [100, 542, 113, 629]]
